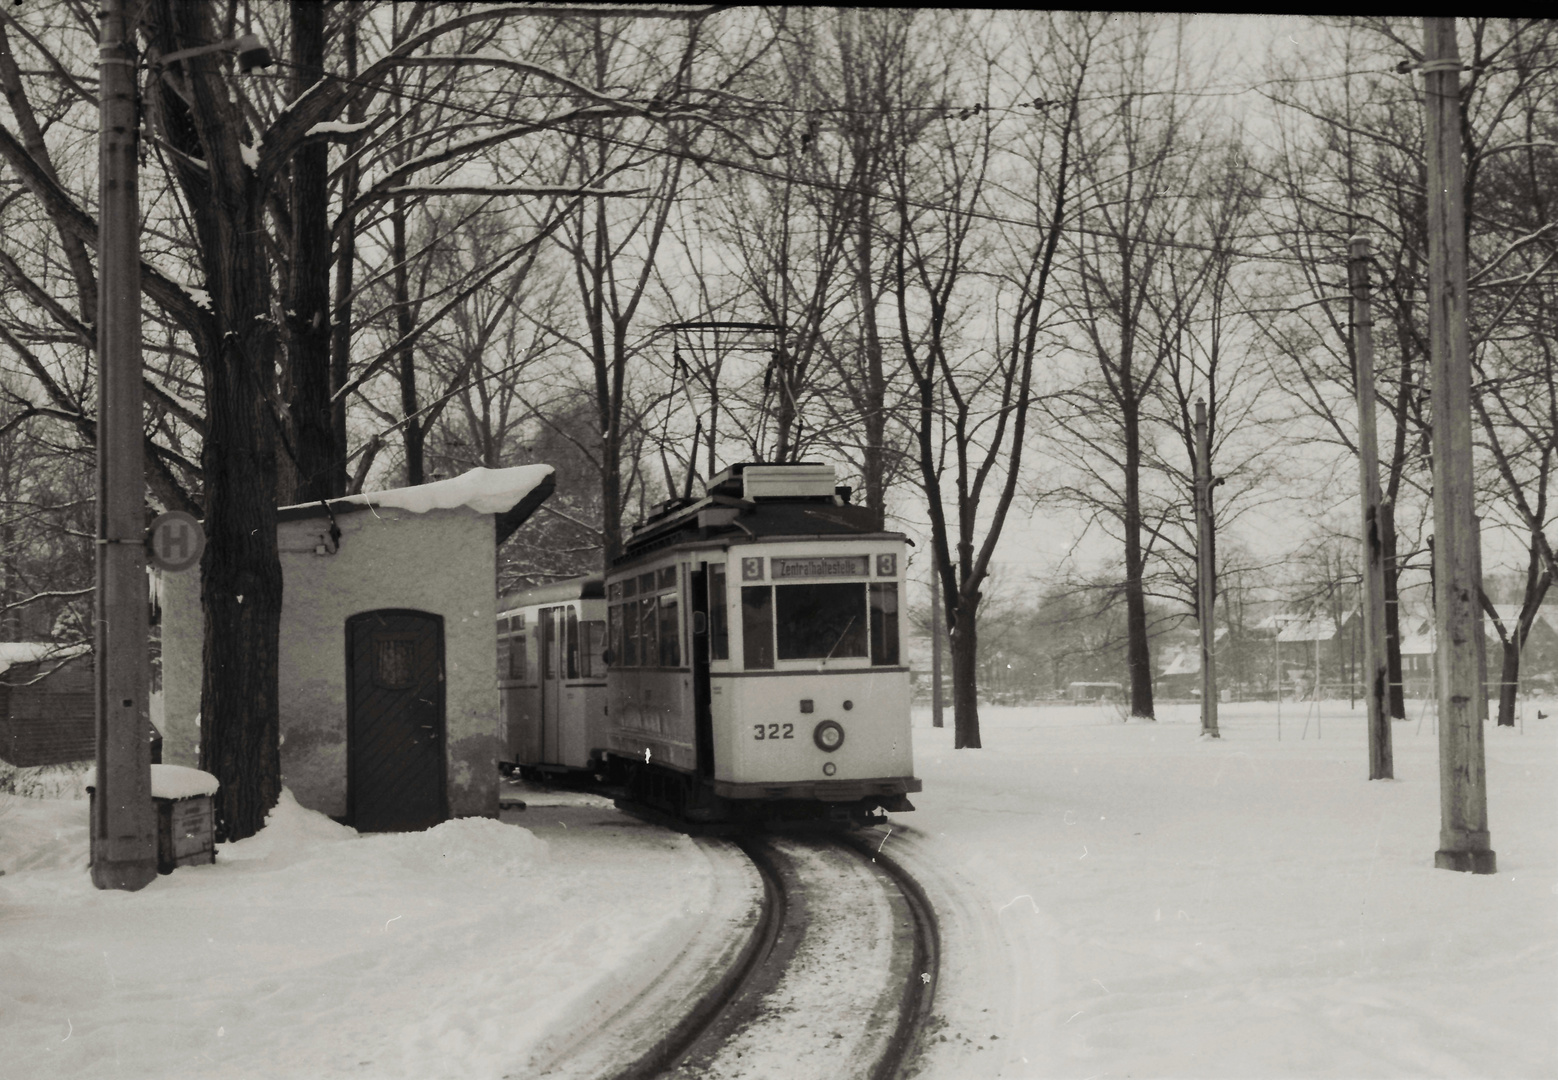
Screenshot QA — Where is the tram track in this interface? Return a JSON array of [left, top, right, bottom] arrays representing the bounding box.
[[606, 827, 939, 1080]]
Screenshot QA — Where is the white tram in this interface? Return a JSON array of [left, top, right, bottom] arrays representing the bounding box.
[[600, 462, 920, 824], [496, 575, 608, 778]]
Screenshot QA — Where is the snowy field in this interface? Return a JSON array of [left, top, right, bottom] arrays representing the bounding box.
[[1, 698, 1554, 1079], [900, 698, 1558, 1080]]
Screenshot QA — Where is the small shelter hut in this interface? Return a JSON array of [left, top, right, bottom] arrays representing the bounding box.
[[159, 465, 554, 831], [0, 643, 93, 767]]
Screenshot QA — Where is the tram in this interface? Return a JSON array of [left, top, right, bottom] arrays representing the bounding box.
[[598, 461, 920, 824], [495, 575, 607, 778]]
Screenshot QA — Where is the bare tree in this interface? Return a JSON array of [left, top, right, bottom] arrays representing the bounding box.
[[1147, 137, 1276, 675], [1264, 17, 1558, 725], [1043, 16, 1208, 721], [0, 0, 723, 837], [893, 13, 1092, 748]]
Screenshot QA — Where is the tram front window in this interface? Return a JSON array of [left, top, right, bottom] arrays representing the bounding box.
[[776, 582, 868, 661]]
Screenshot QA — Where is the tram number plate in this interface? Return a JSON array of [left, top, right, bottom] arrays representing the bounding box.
[[753, 723, 794, 741]]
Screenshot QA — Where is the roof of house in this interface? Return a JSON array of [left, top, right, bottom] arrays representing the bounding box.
[[1276, 615, 1337, 643], [0, 642, 90, 676]]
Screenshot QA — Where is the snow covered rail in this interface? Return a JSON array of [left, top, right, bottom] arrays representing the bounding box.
[[832, 829, 940, 1080], [605, 831, 938, 1080]]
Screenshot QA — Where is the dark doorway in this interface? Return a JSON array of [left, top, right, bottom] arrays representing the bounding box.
[[346, 610, 446, 831], [691, 566, 714, 776]]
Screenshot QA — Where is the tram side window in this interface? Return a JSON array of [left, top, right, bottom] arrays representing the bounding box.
[[566, 608, 580, 679], [869, 582, 900, 665], [741, 586, 774, 669], [623, 597, 640, 666], [775, 583, 867, 660], [584, 620, 606, 676], [607, 604, 622, 666], [658, 595, 680, 667], [640, 595, 658, 668], [709, 564, 729, 661], [507, 634, 528, 680], [542, 609, 558, 678]]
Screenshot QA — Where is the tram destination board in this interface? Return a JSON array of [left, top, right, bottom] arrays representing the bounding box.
[[772, 555, 869, 578]]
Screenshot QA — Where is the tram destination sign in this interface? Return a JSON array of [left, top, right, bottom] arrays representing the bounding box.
[[771, 555, 869, 579]]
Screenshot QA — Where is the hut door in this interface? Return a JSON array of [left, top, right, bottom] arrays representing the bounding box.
[[347, 610, 445, 832], [540, 607, 563, 762]]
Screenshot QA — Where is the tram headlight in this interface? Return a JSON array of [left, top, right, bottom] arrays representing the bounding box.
[[813, 720, 845, 752]]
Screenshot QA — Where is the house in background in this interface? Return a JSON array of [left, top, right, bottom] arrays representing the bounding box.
[[1397, 606, 1558, 698], [1485, 604, 1558, 694], [0, 643, 93, 767], [159, 466, 553, 831], [1156, 627, 1228, 698]]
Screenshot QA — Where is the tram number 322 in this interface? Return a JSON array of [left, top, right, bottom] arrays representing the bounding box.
[[753, 723, 795, 740]]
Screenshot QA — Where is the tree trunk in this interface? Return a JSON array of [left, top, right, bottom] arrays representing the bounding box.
[[600, 420, 623, 562], [282, 0, 335, 503], [196, 208, 284, 842], [1495, 639, 1520, 727], [1122, 396, 1155, 719], [858, 230, 888, 530], [197, 271, 284, 843], [950, 594, 981, 748], [1380, 501, 1407, 720], [392, 196, 423, 485], [328, 6, 362, 498], [145, 0, 283, 843]]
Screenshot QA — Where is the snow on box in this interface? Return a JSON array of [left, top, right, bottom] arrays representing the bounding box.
[[83, 762, 219, 799]]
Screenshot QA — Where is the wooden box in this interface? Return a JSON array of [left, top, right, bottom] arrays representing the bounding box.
[[157, 794, 215, 873]]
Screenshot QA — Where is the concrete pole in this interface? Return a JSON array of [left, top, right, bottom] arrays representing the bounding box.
[[1194, 399, 1219, 737], [1470, 516, 1488, 722], [931, 578, 944, 728], [91, 0, 156, 890], [1349, 236, 1394, 779], [1422, 17, 1495, 874]]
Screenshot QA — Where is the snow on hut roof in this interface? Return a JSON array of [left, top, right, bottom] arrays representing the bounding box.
[[0, 642, 90, 676], [276, 465, 556, 544]]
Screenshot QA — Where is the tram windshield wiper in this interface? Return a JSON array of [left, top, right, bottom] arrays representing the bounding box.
[[823, 616, 857, 663]]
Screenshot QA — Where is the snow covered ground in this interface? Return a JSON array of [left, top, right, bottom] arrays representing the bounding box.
[[2, 698, 1553, 1079], [897, 698, 1558, 1080]]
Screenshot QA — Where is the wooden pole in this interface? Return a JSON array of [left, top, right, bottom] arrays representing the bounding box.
[[91, 0, 157, 891], [1195, 399, 1219, 737], [1422, 17, 1495, 874], [1350, 235, 1394, 779], [931, 579, 945, 728]]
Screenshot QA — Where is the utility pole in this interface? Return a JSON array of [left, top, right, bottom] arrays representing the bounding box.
[[1470, 517, 1488, 723], [91, 0, 156, 891], [1350, 235, 1393, 779], [1194, 399, 1219, 738], [931, 579, 945, 728], [1422, 16, 1495, 874]]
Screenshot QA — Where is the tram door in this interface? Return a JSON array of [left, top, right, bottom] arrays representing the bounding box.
[[690, 567, 714, 776], [540, 606, 563, 761]]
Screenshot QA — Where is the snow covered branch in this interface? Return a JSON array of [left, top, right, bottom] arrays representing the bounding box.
[[380, 184, 649, 199]]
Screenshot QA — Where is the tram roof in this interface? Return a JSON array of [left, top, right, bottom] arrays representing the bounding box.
[[617, 497, 898, 565], [497, 574, 604, 611]]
